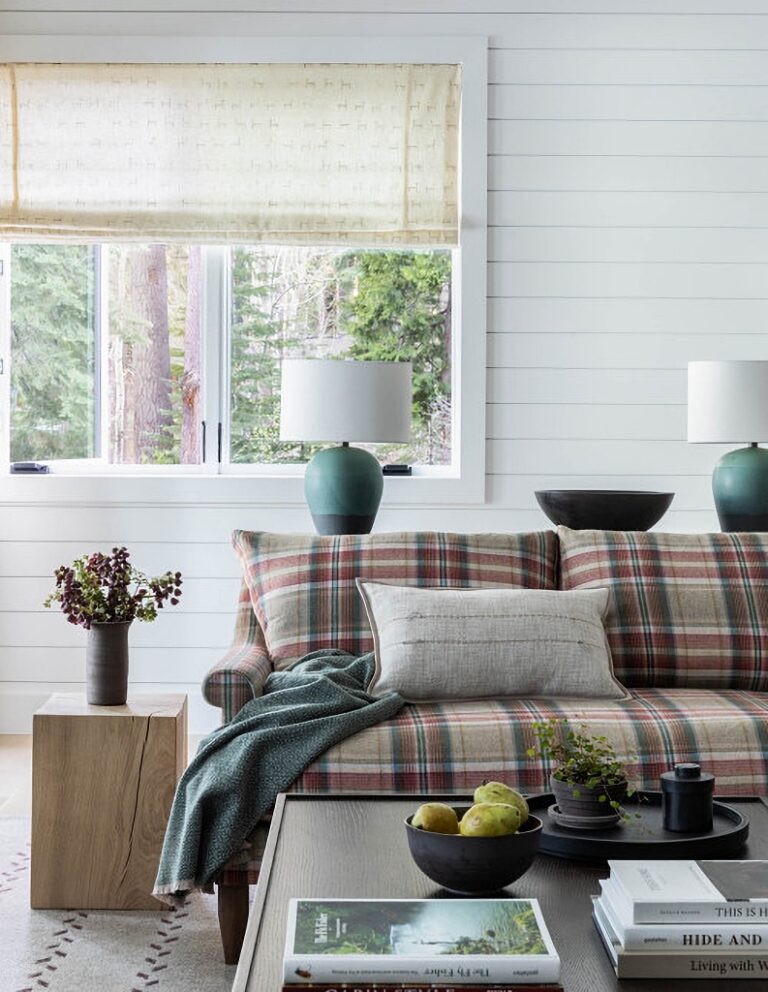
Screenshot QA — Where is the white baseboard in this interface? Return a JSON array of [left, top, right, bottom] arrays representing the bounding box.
[[0, 682, 220, 734]]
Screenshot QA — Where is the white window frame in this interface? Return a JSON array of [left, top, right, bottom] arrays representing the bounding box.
[[0, 34, 487, 506]]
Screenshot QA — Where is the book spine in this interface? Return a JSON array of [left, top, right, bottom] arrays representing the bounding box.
[[598, 892, 768, 951], [621, 922, 768, 951], [281, 956, 561, 986], [279, 985, 563, 992], [633, 903, 768, 925], [615, 954, 768, 980]]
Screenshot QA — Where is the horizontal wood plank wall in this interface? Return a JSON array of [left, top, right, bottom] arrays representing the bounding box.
[[1, 2, 765, 730]]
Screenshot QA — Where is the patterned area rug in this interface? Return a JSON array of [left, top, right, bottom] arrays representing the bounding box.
[[0, 817, 236, 992]]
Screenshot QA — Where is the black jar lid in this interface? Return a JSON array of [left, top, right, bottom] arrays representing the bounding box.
[[661, 762, 715, 788]]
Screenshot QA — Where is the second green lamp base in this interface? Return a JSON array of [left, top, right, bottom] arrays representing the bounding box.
[[713, 444, 768, 532]]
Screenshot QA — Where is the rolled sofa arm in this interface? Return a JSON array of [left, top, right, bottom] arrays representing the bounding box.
[[202, 581, 273, 723]]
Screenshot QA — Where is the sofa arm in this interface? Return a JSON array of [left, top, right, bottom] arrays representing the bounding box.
[[202, 581, 272, 723]]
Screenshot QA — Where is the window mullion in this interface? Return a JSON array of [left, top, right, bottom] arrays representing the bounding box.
[[202, 246, 225, 473], [96, 245, 110, 462]]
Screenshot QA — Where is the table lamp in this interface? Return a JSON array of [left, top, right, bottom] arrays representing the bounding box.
[[688, 360, 768, 531], [280, 359, 412, 534]]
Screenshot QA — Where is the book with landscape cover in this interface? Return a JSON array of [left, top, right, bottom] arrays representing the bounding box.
[[282, 899, 560, 986], [598, 877, 768, 951], [593, 898, 768, 980], [607, 860, 768, 924]]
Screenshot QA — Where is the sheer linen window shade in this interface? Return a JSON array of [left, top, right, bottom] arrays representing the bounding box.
[[0, 62, 460, 245]]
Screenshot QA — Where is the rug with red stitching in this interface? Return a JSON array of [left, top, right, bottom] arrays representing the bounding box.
[[0, 817, 236, 992]]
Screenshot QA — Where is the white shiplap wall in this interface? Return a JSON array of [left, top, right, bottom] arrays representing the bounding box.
[[1, 1, 766, 731]]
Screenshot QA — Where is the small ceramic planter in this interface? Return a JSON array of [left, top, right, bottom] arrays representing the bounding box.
[[551, 774, 628, 826], [86, 620, 132, 705]]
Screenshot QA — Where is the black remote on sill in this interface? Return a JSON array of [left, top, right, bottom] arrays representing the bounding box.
[[382, 464, 412, 476], [10, 462, 50, 474]]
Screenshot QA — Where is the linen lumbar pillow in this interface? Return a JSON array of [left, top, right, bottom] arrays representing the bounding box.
[[357, 581, 628, 703]]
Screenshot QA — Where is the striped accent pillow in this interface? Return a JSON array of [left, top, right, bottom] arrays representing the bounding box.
[[232, 530, 558, 668], [558, 526, 768, 690]]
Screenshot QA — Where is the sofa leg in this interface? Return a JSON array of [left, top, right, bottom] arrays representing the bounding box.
[[218, 882, 249, 964]]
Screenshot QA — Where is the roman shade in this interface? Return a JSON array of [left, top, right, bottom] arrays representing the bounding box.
[[0, 62, 460, 245]]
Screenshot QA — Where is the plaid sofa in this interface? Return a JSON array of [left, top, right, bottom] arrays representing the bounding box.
[[204, 529, 768, 886]]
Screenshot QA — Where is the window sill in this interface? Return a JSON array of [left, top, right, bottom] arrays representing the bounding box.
[[0, 470, 485, 507]]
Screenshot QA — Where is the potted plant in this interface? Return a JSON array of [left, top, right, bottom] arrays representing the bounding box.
[[45, 547, 182, 706], [528, 719, 636, 826]]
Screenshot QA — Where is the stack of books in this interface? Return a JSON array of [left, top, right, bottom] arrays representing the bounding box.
[[280, 897, 562, 992], [593, 859, 768, 979]]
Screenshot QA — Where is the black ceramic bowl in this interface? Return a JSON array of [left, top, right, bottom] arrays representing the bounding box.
[[535, 489, 674, 532], [404, 808, 542, 894]]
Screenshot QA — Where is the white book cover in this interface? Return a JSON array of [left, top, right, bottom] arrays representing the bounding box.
[[598, 880, 768, 952], [282, 898, 560, 985], [607, 860, 768, 924]]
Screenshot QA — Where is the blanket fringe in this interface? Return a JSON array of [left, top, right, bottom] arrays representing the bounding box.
[[152, 878, 199, 907]]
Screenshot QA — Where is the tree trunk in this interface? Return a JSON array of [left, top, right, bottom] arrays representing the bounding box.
[[130, 245, 172, 463], [181, 246, 202, 464]]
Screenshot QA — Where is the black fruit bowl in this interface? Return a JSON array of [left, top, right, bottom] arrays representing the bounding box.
[[404, 807, 542, 894], [535, 490, 674, 532]]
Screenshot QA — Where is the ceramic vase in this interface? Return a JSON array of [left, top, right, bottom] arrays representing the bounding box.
[[86, 620, 132, 705]]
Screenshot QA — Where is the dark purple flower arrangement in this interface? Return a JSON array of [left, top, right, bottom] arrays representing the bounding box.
[[44, 546, 182, 629]]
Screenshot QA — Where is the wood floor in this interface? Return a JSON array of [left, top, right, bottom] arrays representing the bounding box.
[[0, 734, 204, 815]]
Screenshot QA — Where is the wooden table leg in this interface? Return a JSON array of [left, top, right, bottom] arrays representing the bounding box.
[[218, 882, 250, 964]]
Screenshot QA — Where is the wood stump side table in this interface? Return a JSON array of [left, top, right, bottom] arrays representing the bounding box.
[[31, 693, 187, 910]]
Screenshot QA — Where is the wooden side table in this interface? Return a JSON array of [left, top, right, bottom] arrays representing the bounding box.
[[31, 693, 187, 910]]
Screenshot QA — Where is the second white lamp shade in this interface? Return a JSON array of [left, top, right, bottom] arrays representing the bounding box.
[[280, 359, 412, 444], [688, 360, 768, 444]]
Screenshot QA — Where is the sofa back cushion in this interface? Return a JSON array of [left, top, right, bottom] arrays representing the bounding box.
[[558, 526, 768, 690], [233, 530, 558, 668]]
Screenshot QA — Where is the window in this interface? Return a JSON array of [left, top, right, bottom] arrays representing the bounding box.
[[6, 243, 452, 470], [0, 37, 486, 502]]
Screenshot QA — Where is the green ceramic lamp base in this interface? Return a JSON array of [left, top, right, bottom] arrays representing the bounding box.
[[304, 443, 384, 535], [713, 443, 768, 532]]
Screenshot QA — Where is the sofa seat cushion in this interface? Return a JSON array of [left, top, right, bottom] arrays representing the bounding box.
[[289, 688, 768, 798], [559, 527, 768, 690], [232, 530, 558, 668], [218, 688, 768, 886]]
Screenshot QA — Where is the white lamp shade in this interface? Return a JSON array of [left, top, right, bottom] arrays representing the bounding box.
[[688, 360, 768, 443], [279, 359, 412, 443]]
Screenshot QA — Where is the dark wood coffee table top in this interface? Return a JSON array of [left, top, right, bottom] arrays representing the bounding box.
[[232, 793, 768, 992]]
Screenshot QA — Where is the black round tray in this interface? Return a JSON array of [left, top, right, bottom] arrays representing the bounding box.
[[528, 791, 749, 861]]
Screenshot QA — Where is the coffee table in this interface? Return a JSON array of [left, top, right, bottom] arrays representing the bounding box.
[[232, 793, 768, 992]]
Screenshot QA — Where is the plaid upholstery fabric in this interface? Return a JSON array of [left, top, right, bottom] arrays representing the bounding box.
[[559, 527, 768, 690], [218, 688, 768, 885], [232, 530, 558, 668], [202, 580, 273, 723]]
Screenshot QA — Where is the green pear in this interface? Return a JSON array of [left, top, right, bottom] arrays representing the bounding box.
[[411, 802, 460, 834], [459, 802, 521, 837], [474, 781, 529, 823]]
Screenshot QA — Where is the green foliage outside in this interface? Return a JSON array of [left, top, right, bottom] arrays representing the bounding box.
[[10, 245, 452, 466], [230, 247, 452, 466], [10, 244, 96, 461], [344, 250, 452, 466]]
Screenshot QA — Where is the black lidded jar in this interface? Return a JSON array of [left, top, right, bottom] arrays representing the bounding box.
[[661, 763, 715, 833]]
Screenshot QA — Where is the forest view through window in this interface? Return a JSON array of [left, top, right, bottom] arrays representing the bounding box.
[[7, 244, 452, 469]]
